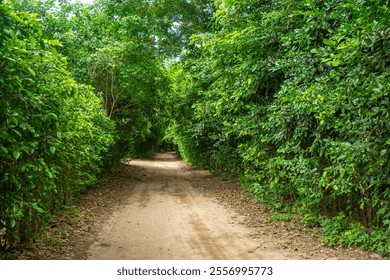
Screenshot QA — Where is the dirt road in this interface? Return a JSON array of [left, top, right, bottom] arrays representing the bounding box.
[[9, 152, 381, 260], [87, 152, 272, 259], [84, 152, 382, 260]]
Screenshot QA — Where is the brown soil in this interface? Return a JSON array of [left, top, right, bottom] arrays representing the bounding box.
[[8, 152, 381, 260]]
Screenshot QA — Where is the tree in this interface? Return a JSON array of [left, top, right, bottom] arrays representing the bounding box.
[[0, 1, 114, 250], [166, 0, 390, 256]]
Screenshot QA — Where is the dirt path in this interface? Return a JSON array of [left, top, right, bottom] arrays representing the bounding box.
[[85, 152, 379, 260], [9, 152, 381, 260], [87, 152, 273, 259]]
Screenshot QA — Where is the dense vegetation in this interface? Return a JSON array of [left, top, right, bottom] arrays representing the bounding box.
[[168, 0, 389, 256], [1, 0, 389, 257], [0, 0, 164, 251], [0, 0, 115, 250]]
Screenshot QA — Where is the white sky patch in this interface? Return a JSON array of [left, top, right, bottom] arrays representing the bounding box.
[[71, 0, 95, 5]]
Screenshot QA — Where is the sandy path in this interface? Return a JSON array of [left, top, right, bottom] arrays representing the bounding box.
[[9, 152, 380, 260], [87, 152, 273, 260]]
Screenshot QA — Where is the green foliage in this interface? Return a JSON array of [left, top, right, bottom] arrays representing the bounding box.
[[9, 0, 169, 160], [167, 0, 390, 256], [1, 0, 389, 258], [1, 0, 173, 253], [321, 213, 390, 257], [0, 2, 114, 251], [72, 1, 168, 159], [151, 0, 215, 55]]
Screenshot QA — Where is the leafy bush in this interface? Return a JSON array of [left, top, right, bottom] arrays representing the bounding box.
[[0, 3, 114, 251], [167, 0, 390, 256]]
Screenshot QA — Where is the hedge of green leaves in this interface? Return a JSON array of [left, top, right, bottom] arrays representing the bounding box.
[[0, 3, 114, 251], [168, 0, 389, 256]]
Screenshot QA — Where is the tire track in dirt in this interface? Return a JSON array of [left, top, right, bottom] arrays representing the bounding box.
[[86, 152, 272, 260]]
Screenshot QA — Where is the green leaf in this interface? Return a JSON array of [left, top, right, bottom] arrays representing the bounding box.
[[323, 39, 336, 46], [0, 145, 8, 154], [50, 146, 56, 154], [10, 219, 16, 228], [27, 68, 36, 76], [51, 46, 58, 55], [304, 0, 315, 9], [31, 203, 45, 214], [13, 151, 21, 160]]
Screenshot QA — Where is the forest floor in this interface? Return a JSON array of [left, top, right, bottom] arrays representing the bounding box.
[[9, 152, 382, 260]]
